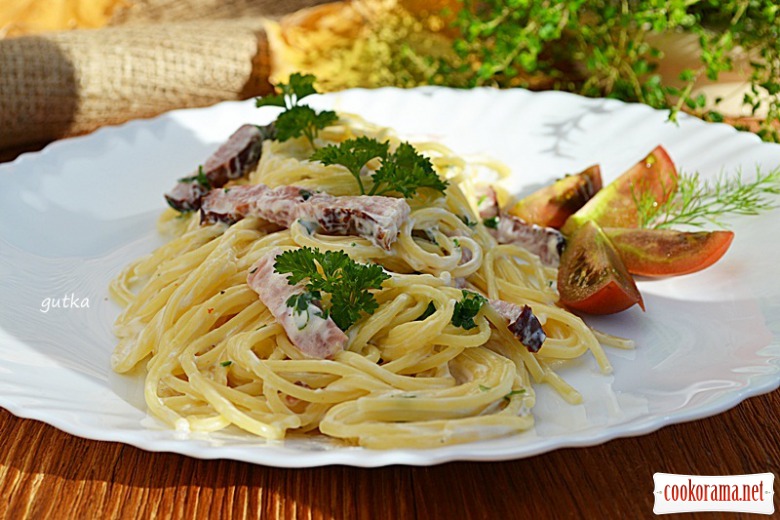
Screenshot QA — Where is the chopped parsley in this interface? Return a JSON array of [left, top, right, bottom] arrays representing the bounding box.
[[478, 384, 491, 392], [285, 291, 322, 314], [220, 360, 233, 367], [459, 215, 477, 228], [483, 216, 500, 229], [274, 247, 390, 331], [179, 165, 211, 189], [504, 389, 526, 401], [451, 290, 487, 330], [415, 302, 436, 321]]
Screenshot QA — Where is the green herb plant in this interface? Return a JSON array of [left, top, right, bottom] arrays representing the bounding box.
[[431, 0, 780, 142], [311, 137, 449, 197], [256, 73, 337, 148], [273, 247, 390, 331], [636, 166, 780, 229]]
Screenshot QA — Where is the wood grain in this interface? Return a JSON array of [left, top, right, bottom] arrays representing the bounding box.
[[0, 389, 777, 519]]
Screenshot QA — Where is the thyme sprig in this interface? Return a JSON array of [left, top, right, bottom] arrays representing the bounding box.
[[430, 0, 780, 142]]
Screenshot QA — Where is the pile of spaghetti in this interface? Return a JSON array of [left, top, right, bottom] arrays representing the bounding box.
[[109, 80, 624, 449]]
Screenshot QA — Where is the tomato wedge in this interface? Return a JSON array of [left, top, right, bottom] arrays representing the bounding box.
[[558, 221, 644, 315], [604, 228, 734, 277], [509, 165, 603, 229], [561, 146, 677, 235]]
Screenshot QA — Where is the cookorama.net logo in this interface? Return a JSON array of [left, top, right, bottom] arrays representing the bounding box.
[[653, 473, 775, 515]]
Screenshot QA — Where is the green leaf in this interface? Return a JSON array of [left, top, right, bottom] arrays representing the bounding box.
[[255, 94, 287, 109], [370, 142, 448, 198], [504, 389, 526, 401], [451, 290, 487, 330], [482, 216, 499, 229], [286, 72, 318, 101], [311, 137, 388, 193], [256, 73, 335, 146], [178, 165, 211, 189], [415, 302, 436, 321], [638, 166, 780, 229], [273, 247, 390, 331], [274, 247, 319, 286], [311, 110, 339, 133], [274, 106, 319, 141]]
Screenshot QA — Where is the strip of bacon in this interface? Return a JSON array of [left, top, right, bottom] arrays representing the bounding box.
[[490, 299, 546, 353], [478, 187, 564, 267], [201, 184, 411, 250], [247, 247, 347, 359], [165, 123, 275, 212]]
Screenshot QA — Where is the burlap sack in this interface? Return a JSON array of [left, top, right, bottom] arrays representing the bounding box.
[[0, 19, 273, 149], [0, 0, 333, 152], [110, 0, 332, 25]]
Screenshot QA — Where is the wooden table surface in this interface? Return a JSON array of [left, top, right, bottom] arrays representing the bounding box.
[[0, 150, 778, 520], [0, 393, 776, 519]]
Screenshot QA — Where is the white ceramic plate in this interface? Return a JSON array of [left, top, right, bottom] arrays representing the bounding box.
[[1, 88, 779, 467]]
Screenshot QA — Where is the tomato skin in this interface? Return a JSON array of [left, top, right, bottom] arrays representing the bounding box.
[[558, 221, 644, 315], [562, 145, 677, 235], [604, 228, 734, 277], [509, 165, 603, 229]]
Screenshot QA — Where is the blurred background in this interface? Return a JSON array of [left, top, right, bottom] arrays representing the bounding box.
[[1, 0, 778, 160]]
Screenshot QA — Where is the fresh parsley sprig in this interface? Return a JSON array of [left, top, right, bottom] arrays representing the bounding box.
[[637, 167, 780, 229], [310, 137, 389, 194], [311, 137, 448, 198], [256, 73, 337, 148], [451, 290, 487, 330], [369, 142, 448, 197], [274, 247, 390, 331]]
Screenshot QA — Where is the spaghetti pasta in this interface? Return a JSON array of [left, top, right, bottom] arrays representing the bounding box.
[[110, 113, 620, 449]]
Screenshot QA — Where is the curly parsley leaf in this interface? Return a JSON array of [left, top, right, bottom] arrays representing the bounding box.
[[274, 247, 390, 331], [255, 93, 287, 109], [286, 72, 318, 102], [256, 72, 318, 108], [310, 137, 447, 198], [311, 137, 389, 194], [274, 106, 338, 146], [451, 290, 487, 330], [370, 142, 448, 198], [255, 73, 336, 148]]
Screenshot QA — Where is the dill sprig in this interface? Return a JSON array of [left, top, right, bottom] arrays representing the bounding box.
[[638, 167, 780, 229]]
